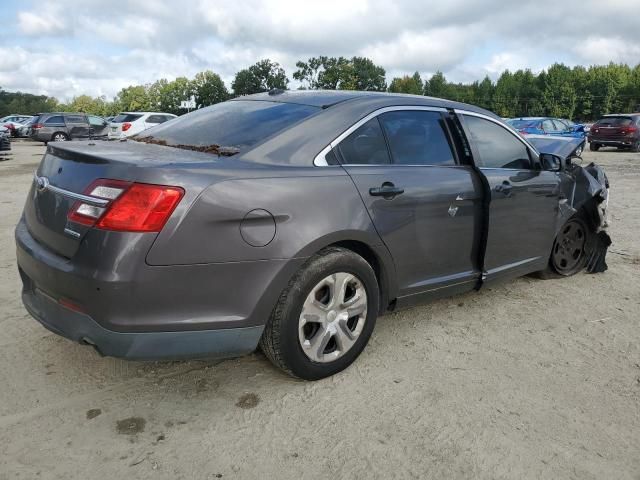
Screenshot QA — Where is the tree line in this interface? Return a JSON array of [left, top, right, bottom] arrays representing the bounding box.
[[2, 58, 639, 121]]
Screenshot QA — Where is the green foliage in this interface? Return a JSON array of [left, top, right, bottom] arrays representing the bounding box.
[[0, 89, 59, 116], [192, 71, 229, 107], [232, 59, 288, 96], [293, 56, 386, 91], [4, 61, 640, 121], [388, 72, 424, 95]]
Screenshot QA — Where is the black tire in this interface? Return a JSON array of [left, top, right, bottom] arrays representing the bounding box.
[[51, 132, 68, 142], [260, 246, 379, 380], [631, 140, 640, 153], [589, 143, 600, 152], [536, 215, 589, 279]]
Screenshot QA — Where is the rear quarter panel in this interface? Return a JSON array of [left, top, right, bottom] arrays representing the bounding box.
[[146, 167, 385, 265]]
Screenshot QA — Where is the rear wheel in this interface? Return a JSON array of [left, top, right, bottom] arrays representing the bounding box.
[[631, 140, 640, 153], [51, 132, 68, 142], [589, 143, 600, 151], [260, 247, 379, 380]]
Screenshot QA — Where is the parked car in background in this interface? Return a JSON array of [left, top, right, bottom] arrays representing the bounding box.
[[0, 114, 32, 124], [29, 113, 109, 144], [16, 91, 611, 380], [3, 117, 33, 137], [16, 117, 37, 138], [588, 114, 640, 152], [507, 117, 586, 138], [108, 112, 176, 139], [0, 129, 10, 151]]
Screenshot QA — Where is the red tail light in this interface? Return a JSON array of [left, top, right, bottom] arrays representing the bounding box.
[[624, 126, 637, 134], [67, 179, 184, 232], [122, 122, 132, 132], [32, 123, 43, 129]]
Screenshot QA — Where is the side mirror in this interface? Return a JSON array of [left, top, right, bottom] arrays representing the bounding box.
[[540, 153, 564, 172]]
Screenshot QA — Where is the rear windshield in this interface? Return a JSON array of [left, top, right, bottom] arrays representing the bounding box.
[[508, 120, 539, 128], [112, 113, 144, 123], [134, 100, 319, 154], [596, 116, 633, 126]]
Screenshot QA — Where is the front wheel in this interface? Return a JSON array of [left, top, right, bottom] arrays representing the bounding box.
[[260, 247, 379, 380]]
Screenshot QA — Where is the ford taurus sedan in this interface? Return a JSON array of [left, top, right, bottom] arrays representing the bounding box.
[[15, 91, 610, 380]]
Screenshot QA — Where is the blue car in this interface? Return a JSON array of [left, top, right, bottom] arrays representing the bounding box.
[[507, 117, 586, 138]]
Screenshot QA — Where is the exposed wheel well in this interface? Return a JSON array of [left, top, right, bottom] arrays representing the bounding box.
[[329, 240, 392, 313]]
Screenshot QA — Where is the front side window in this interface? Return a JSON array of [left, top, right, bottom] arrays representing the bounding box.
[[337, 118, 391, 165], [378, 110, 455, 166], [44, 115, 64, 125], [463, 115, 532, 169]]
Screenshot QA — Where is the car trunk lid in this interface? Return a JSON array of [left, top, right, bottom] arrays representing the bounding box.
[[23, 140, 237, 258]]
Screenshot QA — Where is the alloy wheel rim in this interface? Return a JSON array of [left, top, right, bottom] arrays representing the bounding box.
[[54, 134, 66, 141], [552, 220, 586, 273], [298, 272, 368, 363]]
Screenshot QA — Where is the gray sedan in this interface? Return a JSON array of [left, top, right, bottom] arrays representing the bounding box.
[[15, 91, 610, 380]]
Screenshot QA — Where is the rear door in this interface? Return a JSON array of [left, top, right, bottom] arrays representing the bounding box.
[[65, 114, 90, 139], [338, 107, 484, 297], [459, 112, 561, 281]]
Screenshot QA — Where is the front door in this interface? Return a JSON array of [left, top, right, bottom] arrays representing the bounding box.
[[460, 113, 561, 281], [337, 109, 484, 297]]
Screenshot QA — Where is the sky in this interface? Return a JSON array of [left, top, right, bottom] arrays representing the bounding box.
[[1, 0, 640, 101]]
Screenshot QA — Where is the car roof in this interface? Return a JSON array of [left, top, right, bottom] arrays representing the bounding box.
[[603, 113, 640, 117], [234, 89, 499, 118]]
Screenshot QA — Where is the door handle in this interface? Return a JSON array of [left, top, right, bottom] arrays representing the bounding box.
[[494, 181, 512, 196], [369, 182, 404, 199]]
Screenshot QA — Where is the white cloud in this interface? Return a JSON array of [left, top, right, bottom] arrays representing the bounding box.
[[4, 0, 640, 100], [17, 8, 68, 36]]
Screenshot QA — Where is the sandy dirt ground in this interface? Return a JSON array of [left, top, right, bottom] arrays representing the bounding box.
[[0, 141, 638, 480]]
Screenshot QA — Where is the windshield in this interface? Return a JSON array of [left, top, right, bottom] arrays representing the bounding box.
[[508, 119, 540, 129], [133, 100, 319, 154]]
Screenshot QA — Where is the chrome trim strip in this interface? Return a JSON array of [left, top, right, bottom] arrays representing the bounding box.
[[33, 173, 110, 207], [313, 105, 448, 166]]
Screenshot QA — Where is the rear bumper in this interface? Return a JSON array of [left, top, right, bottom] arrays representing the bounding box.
[[22, 286, 263, 360], [15, 216, 305, 360], [589, 138, 636, 147]]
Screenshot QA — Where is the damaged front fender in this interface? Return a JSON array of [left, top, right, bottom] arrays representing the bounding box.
[[557, 161, 611, 273]]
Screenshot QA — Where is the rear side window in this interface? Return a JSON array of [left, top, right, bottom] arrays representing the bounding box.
[[379, 111, 455, 166], [541, 119, 555, 131], [509, 120, 539, 129], [65, 115, 86, 124], [337, 118, 391, 165], [463, 115, 532, 169], [137, 101, 319, 150], [596, 116, 633, 126], [113, 113, 144, 123], [88, 116, 106, 126], [44, 116, 64, 125], [146, 115, 170, 124]]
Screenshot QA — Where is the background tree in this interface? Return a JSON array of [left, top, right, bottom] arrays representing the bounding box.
[[192, 70, 228, 107], [388, 72, 424, 95], [293, 56, 386, 91], [232, 59, 288, 96]]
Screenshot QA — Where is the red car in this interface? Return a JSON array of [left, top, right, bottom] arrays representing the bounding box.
[[588, 114, 640, 152]]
